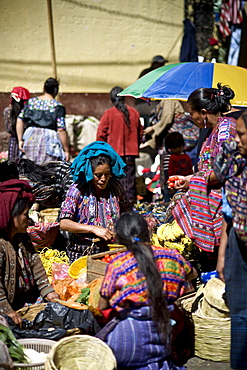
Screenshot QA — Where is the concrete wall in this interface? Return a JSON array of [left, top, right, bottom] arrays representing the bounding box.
[[0, 0, 184, 130], [0, 0, 184, 93]]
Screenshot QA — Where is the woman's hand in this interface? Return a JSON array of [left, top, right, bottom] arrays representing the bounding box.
[[92, 226, 114, 241], [167, 175, 191, 191], [45, 292, 60, 302], [143, 126, 154, 135], [7, 311, 22, 325], [60, 219, 114, 240], [216, 254, 225, 283], [18, 140, 25, 153], [64, 150, 70, 162]]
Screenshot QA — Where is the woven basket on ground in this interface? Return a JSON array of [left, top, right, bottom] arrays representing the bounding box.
[[176, 278, 231, 362], [45, 335, 117, 370], [192, 308, 230, 362]]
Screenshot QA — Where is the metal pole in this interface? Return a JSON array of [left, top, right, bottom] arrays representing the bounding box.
[[46, 0, 57, 79]]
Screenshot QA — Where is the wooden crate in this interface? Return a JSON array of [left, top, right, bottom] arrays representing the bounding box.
[[87, 248, 126, 282]]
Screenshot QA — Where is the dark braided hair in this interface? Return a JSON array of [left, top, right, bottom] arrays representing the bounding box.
[[188, 83, 235, 114], [110, 86, 130, 128], [115, 211, 171, 342]]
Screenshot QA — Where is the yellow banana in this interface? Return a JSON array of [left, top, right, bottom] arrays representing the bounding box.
[[156, 224, 167, 241], [161, 225, 168, 240], [164, 241, 185, 253], [162, 224, 172, 241], [171, 220, 185, 239], [181, 235, 193, 246], [151, 234, 163, 247]]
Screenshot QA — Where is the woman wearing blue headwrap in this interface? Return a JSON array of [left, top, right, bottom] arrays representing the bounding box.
[[59, 141, 132, 263]]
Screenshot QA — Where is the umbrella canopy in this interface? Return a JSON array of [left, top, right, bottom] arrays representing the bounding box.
[[119, 62, 247, 107]]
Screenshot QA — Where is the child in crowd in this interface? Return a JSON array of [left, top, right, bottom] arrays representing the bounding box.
[[163, 132, 193, 201]]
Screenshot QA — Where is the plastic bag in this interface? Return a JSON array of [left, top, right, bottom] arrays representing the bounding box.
[[88, 277, 104, 316], [5, 302, 100, 341], [52, 262, 69, 286], [53, 277, 87, 301]]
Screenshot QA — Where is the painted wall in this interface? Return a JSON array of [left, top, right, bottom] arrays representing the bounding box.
[[0, 0, 184, 93]]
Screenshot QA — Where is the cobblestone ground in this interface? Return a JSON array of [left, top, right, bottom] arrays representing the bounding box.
[[185, 357, 231, 369]]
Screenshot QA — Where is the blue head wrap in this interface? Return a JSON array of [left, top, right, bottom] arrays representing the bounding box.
[[71, 141, 127, 183]]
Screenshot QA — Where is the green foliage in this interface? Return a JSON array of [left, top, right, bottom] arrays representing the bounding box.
[[76, 287, 90, 305], [0, 323, 27, 363]]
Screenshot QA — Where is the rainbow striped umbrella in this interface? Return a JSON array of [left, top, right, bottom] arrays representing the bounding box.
[[119, 62, 247, 107]]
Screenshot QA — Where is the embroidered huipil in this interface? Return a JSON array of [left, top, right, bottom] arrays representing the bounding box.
[[59, 178, 131, 260], [173, 116, 236, 252], [100, 245, 192, 311]]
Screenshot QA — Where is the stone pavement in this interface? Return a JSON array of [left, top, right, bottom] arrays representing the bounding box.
[[185, 357, 231, 369]]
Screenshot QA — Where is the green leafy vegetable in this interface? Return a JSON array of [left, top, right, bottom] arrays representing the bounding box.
[[0, 323, 27, 363], [76, 287, 90, 305]]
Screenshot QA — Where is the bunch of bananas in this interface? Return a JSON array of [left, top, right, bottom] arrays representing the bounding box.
[[156, 220, 185, 242], [152, 220, 194, 256]]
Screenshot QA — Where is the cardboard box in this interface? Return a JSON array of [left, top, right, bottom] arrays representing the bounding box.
[[87, 248, 126, 282]]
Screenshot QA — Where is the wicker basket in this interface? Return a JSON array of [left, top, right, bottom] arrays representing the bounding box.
[[201, 277, 230, 318], [17, 303, 47, 322], [45, 335, 117, 370], [177, 282, 231, 362], [13, 339, 56, 370], [192, 308, 230, 362]]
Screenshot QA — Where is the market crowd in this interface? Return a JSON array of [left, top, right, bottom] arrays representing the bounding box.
[[1, 64, 247, 370]]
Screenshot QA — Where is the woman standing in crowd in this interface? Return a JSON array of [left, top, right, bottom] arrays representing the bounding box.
[[215, 110, 247, 370], [3, 87, 30, 160], [0, 179, 59, 325], [60, 141, 132, 263], [168, 83, 236, 271], [97, 86, 143, 204], [98, 211, 197, 369], [16, 77, 70, 165]]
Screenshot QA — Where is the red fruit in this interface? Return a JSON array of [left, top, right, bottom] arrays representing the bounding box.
[[169, 176, 179, 182]]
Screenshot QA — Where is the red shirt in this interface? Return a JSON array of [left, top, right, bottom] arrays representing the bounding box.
[[96, 106, 143, 157], [168, 153, 193, 177]]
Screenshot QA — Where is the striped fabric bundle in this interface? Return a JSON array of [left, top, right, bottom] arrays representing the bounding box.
[[18, 160, 73, 208], [27, 222, 60, 249], [219, 0, 243, 38], [172, 172, 223, 253], [189, 173, 222, 252]]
